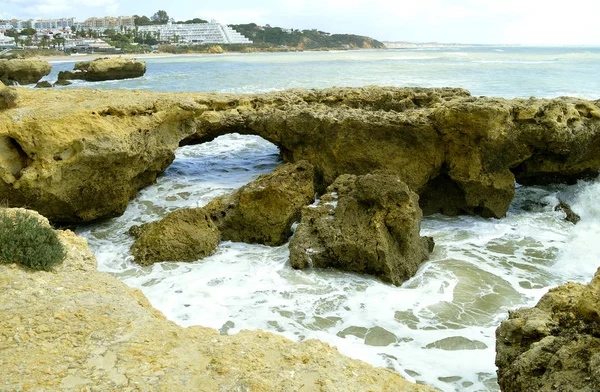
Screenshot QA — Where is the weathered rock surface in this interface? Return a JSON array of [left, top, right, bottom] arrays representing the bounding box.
[[58, 57, 146, 82], [1, 86, 600, 223], [496, 267, 600, 392], [0, 59, 52, 85], [34, 80, 53, 88], [0, 81, 18, 110], [204, 160, 315, 245], [290, 173, 433, 285], [0, 208, 434, 392], [130, 208, 220, 266]]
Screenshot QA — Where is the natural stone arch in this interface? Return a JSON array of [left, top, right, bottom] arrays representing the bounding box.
[[0, 86, 599, 223]]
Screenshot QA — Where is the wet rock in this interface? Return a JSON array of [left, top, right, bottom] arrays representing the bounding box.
[[204, 161, 315, 246], [496, 267, 600, 392], [555, 200, 581, 224], [53, 79, 72, 86], [34, 81, 52, 89], [58, 57, 146, 82], [364, 326, 398, 347], [425, 336, 488, 350], [130, 208, 220, 266], [0, 59, 52, 85], [290, 173, 433, 285]]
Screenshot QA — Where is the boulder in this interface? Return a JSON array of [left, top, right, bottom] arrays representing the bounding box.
[[204, 161, 315, 246], [555, 200, 581, 224], [130, 208, 220, 266], [496, 268, 600, 392], [289, 173, 434, 285], [0, 208, 435, 391], [0, 59, 52, 85], [34, 81, 52, 88], [53, 79, 72, 86], [58, 57, 146, 82], [0, 82, 18, 110]]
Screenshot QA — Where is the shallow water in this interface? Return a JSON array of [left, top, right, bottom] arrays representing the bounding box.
[[70, 47, 600, 392]]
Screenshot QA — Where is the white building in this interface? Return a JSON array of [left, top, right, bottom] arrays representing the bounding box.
[[32, 18, 74, 30], [0, 32, 16, 48], [137, 20, 252, 44]]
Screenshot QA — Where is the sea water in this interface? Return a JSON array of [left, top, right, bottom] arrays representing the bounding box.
[[64, 47, 600, 391]]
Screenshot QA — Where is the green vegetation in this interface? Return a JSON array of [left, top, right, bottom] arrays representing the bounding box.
[[229, 23, 386, 50], [0, 212, 66, 271]]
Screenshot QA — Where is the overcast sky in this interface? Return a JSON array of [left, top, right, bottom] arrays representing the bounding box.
[[2, 0, 600, 45]]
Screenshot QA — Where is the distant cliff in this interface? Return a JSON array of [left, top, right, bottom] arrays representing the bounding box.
[[229, 23, 386, 50]]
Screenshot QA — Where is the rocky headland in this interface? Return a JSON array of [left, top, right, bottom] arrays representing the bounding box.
[[496, 267, 600, 391], [58, 57, 147, 82], [1, 86, 599, 225], [0, 58, 51, 85], [0, 207, 433, 391]]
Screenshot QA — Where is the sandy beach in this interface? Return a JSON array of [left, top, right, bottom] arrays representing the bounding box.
[[37, 52, 213, 62]]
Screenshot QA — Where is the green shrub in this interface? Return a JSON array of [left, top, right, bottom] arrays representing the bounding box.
[[0, 212, 66, 271]]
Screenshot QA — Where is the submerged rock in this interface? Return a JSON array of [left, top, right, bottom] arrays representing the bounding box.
[[130, 208, 220, 266], [0, 59, 52, 85], [496, 267, 600, 392], [204, 160, 315, 246], [555, 200, 581, 224], [58, 57, 146, 82], [1, 87, 600, 223], [290, 173, 433, 285], [0, 208, 435, 391]]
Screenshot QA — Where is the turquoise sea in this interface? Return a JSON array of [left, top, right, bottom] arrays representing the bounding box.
[[55, 47, 600, 392]]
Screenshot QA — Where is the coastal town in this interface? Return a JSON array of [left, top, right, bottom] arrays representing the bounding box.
[[0, 13, 253, 55]]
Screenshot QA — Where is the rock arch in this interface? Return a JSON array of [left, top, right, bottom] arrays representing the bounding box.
[[0, 86, 599, 223]]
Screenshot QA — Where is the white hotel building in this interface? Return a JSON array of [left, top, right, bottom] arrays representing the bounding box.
[[137, 20, 252, 45]]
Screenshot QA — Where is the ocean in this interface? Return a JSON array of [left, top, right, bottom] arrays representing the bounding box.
[[54, 47, 600, 392]]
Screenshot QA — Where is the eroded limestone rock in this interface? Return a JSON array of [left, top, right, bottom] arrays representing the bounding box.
[[0, 59, 52, 85], [58, 57, 146, 82], [204, 160, 315, 246], [0, 208, 435, 391], [0, 81, 18, 110], [290, 173, 433, 285], [130, 208, 220, 266], [1, 87, 600, 223], [496, 268, 600, 392]]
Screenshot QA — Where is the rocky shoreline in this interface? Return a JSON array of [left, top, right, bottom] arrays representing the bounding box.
[[0, 208, 434, 391], [1, 86, 599, 390]]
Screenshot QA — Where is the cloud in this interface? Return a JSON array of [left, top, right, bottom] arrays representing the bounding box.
[[4, 0, 120, 19]]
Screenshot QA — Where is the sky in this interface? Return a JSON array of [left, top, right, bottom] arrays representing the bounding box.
[[2, 0, 600, 45]]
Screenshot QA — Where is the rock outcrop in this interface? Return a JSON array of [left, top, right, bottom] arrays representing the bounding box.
[[0, 59, 52, 85], [0, 81, 18, 110], [58, 57, 146, 82], [1, 87, 600, 223], [130, 208, 220, 266], [495, 268, 600, 392], [0, 208, 434, 392], [290, 173, 433, 285], [204, 160, 315, 246]]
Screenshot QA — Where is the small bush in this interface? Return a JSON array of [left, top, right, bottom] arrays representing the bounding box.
[[0, 212, 66, 271]]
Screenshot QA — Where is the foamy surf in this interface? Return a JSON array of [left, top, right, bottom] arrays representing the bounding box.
[[74, 131, 600, 392]]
